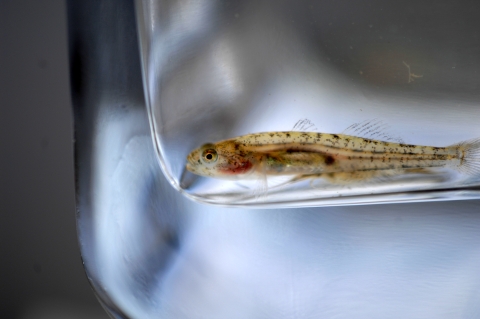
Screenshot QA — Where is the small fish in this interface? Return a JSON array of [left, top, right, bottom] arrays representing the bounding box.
[[186, 129, 480, 184]]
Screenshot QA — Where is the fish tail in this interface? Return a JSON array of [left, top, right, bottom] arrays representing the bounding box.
[[450, 138, 480, 176]]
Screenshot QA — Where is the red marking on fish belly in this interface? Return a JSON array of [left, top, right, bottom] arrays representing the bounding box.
[[219, 160, 253, 175]]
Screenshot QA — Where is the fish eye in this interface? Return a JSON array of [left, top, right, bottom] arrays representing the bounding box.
[[201, 148, 218, 163]]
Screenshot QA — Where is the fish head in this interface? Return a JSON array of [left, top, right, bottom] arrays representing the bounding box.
[[186, 141, 254, 179]]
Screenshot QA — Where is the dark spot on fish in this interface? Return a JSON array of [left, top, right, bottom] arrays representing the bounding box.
[[317, 133, 322, 138], [324, 155, 335, 165], [286, 133, 291, 138], [269, 133, 274, 137], [332, 134, 340, 139]]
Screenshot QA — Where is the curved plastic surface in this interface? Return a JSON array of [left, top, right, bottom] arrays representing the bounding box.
[[69, 1, 480, 318]]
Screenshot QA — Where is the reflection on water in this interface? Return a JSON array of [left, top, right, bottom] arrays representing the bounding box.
[[69, 0, 480, 318]]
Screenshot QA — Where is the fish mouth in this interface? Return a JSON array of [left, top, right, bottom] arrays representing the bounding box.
[[185, 154, 199, 174]]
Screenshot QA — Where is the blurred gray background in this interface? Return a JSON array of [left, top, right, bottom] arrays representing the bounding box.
[[0, 0, 109, 318]]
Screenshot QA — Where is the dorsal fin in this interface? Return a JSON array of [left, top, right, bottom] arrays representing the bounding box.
[[292, 119, 317, 132], [342, 119, 404, 143]]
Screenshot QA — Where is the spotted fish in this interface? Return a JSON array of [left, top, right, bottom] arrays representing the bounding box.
[[186, 127, 480, 183]]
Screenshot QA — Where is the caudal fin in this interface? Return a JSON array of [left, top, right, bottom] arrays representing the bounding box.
[[451, 138, 480, 176]]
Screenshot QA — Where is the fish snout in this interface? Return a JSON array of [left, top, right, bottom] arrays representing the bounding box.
[[186, 151, 200, 173]]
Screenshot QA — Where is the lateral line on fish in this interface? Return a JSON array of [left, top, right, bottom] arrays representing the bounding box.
[[238, 138, 454, 157]]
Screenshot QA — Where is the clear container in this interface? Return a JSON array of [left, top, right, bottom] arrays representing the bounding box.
[[136, 0, 480, 207], [69, 1, 480, 318]]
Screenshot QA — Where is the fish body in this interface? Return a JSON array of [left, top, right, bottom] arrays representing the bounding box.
[[186, 131, 480, 183]]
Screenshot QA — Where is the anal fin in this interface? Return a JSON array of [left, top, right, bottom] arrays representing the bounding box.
[[291, 168, 436, 186]]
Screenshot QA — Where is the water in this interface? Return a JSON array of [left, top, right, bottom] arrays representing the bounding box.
[[69, 0, 480, 318], [136, 0, 480, 207]]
